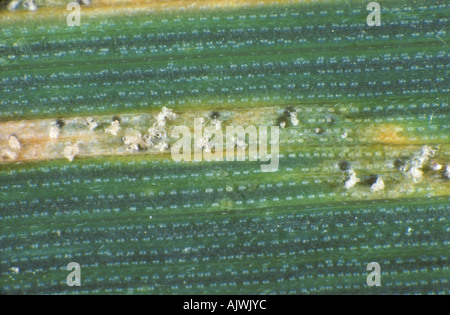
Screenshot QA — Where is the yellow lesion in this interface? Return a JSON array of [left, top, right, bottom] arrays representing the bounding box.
[[372, 123, 408, 145], [0, 106, 274, 163], [0, 116, 120, 163], [0, 0, 324, 23]]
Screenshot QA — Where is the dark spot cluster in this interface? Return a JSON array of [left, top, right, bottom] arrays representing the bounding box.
[[277, 106, 296, 127]]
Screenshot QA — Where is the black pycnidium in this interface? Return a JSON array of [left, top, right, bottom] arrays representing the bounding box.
[[284, 106, 296, 116], [394, 159, 406, 169], [363, 175, 379, 186], [210, 111, 220, 119], [56, 119, 65, 128], [338, 161, 351, 171]]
